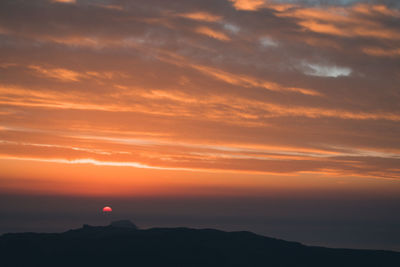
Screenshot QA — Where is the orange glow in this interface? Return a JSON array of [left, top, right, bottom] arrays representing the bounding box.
[[0, 0, 399, 198]]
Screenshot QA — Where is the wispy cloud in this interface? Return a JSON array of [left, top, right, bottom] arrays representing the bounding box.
[[178, 12, 222, 22], [51, 0, 76, 4], [300, 62, 352, 77], [195, 26, 231, 41], [29, 65, 82, 82]]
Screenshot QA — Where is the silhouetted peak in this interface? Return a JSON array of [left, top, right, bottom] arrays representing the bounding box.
[[110, 220, 138, 229]]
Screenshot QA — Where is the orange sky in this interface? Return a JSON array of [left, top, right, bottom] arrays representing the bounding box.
[[0, 0, 400, 197]]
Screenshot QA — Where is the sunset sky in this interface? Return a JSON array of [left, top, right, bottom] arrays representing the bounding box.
[[1, 0, 400, 251]]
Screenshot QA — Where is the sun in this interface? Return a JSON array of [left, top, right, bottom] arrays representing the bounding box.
[[102, 206, 112, 213]]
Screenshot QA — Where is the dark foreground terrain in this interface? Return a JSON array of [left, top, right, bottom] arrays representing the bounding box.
[[1, 220, 399, 267]]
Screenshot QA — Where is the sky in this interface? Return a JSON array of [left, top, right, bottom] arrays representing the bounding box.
[[0, 0, 400, 251]]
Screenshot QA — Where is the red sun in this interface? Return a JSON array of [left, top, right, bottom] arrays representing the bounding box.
[[102, 206, 112, 212]]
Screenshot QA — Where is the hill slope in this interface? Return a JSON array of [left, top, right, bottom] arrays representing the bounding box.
[[1, 221, 399, 267]]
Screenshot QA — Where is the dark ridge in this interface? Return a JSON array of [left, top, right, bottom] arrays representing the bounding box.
[[0, 221, 399, 267]]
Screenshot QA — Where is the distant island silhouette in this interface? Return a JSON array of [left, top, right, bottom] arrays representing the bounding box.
[[1, 220, 399, 266]]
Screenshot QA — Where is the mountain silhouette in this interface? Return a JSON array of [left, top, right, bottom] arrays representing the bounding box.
[[0, 220, 399, 267]]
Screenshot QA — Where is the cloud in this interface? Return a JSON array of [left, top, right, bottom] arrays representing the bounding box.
[[190, 64, 319, 95], [178, 12, 222, 22], [51, 0, 76, 4], [0, 0, 399, 192], [278, 4, 400, 40], [362, 47, 400, 57], [195, 26, 231, 41], [300, 62, 352, 77], [259, 36, 278, 47], [29, 65, 82, 82], [230, 0, 266, 11], [223, 23, 240, 34]]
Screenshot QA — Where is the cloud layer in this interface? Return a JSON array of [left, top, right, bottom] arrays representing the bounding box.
[[0, 0, 399, 195]]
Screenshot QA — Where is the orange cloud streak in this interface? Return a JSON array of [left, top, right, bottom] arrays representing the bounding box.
[[230, 0, 265, 11], [195, 26, 231, 41], [178, 12, 222, 22]]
